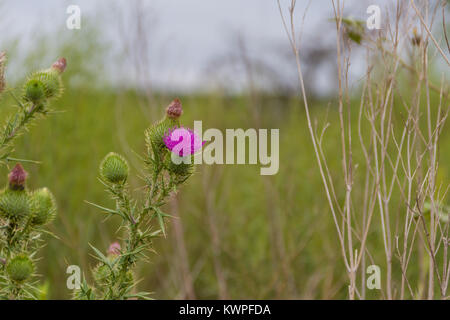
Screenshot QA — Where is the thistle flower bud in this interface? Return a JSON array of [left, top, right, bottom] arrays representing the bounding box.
[[24, 79, 46, 103], [100, 152, 129, 184], [25, 62, 64, 101], [145, 99, 185, 152], [107, 242, 121, 256], [145, 119, 171, 151], [8, 163, 28, 190], [30, 187, 57, 225], [0, 51, 6, 94], [0, 189, 31, 220], [6, 254, 34, 282], [165, 98, 183, 120], [51, 57, 67, 74]]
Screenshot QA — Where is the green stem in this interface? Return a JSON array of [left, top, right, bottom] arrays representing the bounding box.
[[0, 103, 39, 152], [5, 157, 41, 164], [9, 215, 33, 249]]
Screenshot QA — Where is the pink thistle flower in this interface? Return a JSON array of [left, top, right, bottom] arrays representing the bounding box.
[[107, 242, 121, 256], [51, 57, 67, 74], [8, 163, 28, 190], [163, 127, 204, 157]]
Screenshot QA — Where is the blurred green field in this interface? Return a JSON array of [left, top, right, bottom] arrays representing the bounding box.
[[0, 77, 447, 299]]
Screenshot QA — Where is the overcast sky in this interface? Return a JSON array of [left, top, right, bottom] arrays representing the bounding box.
[[1, 0, 445, 93]]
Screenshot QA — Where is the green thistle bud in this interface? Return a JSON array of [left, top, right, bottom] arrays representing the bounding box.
[[145, 118, 171, 151], [6, 254, 34, 282], [100, 152, 129, 184], [38, 69, 62, 99], [145, 99, 183, 152], [0, 164, 30, 220], [0, 188, 30, 220], [25, 61, 64, 101], [24, 79, 46, 103], [30, 187, 56, 225]]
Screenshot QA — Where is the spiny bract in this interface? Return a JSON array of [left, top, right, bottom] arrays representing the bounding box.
[[92, 260, 133, 288], [165, 152, 194, 178]]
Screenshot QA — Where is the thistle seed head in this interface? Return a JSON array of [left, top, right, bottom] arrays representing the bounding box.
[[8, 163, 28, 190]]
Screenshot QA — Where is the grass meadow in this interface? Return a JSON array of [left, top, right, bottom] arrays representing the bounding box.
[[0, 85, 446, 299]]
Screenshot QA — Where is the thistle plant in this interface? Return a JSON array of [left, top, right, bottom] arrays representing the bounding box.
[[0, 54, 66, 164], [0, 164, 57, 299], [0, 53, 66, 299], [80, 99, 203, 300]]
